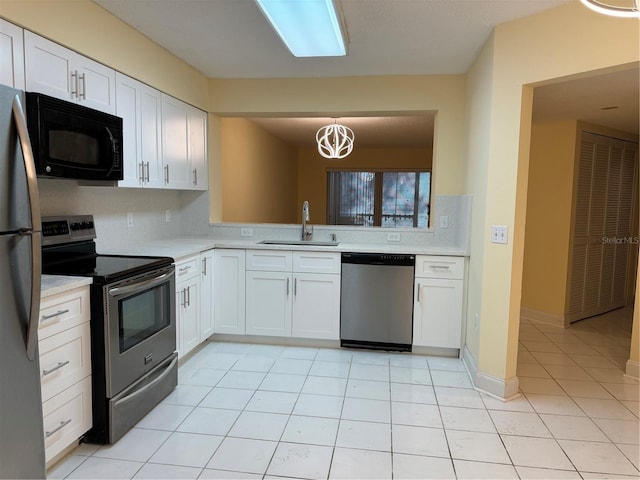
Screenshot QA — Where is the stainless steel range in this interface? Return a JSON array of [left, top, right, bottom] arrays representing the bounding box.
[[41, 215, 177, 444]]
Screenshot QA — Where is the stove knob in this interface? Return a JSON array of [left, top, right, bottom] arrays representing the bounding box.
[[80, 221, 89, 230], [70, 222, 80, 231]]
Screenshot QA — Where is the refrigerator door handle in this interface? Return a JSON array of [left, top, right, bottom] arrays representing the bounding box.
[[12, 94, 42, 361]]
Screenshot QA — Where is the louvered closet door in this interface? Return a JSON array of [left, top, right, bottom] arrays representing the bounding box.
[[568, 132, 638, 322]]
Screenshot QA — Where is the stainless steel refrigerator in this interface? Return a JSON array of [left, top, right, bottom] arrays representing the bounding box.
[[0, 84, 46, 478]]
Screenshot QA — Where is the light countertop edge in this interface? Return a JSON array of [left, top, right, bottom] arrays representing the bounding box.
[[42, 275, 93, 298], [102, 236, 469, 261]]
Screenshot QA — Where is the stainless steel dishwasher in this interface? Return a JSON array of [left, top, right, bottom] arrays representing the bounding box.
[[340, 252, 415, 352]]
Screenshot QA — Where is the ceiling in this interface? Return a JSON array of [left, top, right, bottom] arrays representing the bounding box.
[[93, 0, 638, 147]]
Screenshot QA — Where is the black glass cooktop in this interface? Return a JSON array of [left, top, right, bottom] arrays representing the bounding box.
[[43, 254, 173, 284]]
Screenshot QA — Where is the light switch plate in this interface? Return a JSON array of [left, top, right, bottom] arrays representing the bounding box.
[[439, 215, 449, 228], [491, 225, 508, 244], [387, 232, 401, 242], [127, 212, 134, 228]]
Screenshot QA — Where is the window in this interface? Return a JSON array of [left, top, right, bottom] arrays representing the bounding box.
[[327, 171, 431, 228]]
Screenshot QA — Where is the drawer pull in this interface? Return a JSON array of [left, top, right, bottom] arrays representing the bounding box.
[[179, 266, 192, 273], [430, 265, 452, 270], [41, 309, 70, 321], [45, 419, 72, 438], [42, 360, 70, 376]]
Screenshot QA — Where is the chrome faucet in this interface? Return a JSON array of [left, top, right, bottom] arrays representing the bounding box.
[[301, 200, 313, 241]]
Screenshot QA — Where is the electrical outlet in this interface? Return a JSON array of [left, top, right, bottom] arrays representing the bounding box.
[[439, 215, 449, 229], [491, 225, 508, 244], [240, 227, 253, 237], [165, 209, 171, 223], [127, 212, 134, 228], [387, 232, 401, 242]]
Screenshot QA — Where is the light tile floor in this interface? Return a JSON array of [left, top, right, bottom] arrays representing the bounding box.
[[49, 308, 639, 479]]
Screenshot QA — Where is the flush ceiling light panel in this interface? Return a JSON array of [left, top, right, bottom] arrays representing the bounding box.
[[255, 0, 347, 57], [579, 0, 640, 17]]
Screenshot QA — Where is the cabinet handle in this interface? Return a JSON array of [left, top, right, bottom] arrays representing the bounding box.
[[78, 73, 86, 100], [186, 286, 191, 306], [286, 278, 290, 296], [145, 162, 150, 182], [41, 309, 70, 321], [202, 257, 207, 276], [164, 165, 169, 184], [417, 284, 421, 303], [294, 278, 297, 296], [45, 419, 72, 438], [42, 360, 70, 376], [139, 162, 144, 182], [193, 168, 198, 186], [70, 71, 78, 97], [181, 288, 187, 308]]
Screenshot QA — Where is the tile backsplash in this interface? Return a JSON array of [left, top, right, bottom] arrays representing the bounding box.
[[38, 180, 470, 253]]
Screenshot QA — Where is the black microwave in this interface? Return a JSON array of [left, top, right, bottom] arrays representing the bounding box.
[[25, 92, 123, 181]]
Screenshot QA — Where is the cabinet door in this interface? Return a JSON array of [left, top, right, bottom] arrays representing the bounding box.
[[200, 250, 214, 341], [25, 31, 75, 101], [161, 94, 191, 189], [116, 73, 143, 187], [140, 86, 163, 188], [76, 57, 116, 113], [177, 280, 199, 358], [214, 249, 246, 334], [246, 271, 292, 337], [292, 273, 340, 340], [188, 107, 208, 191], [413, 278, 463, 348], [0, 19, 25, 89]]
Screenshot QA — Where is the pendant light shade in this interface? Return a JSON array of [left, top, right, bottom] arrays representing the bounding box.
[[316, 122, 355, 159], [579, 0, 640, 17]]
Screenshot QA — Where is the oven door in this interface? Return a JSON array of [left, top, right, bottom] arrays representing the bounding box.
[[105, 265, 176, 397]]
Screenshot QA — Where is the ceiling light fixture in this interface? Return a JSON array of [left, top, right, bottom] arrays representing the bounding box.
[[579, 0, 640, 17], [255, 0, 346, 57], [316, 121, 354, 159]]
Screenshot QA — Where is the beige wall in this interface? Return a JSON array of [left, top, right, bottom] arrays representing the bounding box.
[[209, 75, 467, 221], [297, 146, 432, 224], [221, 118, 298, 223], [464, 2, 639, 383], [0, 0, 209, 109], [521, 120, 578, 317]]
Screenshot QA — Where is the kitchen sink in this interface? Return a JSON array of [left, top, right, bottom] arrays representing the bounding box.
[[258, 240, 339, 247]]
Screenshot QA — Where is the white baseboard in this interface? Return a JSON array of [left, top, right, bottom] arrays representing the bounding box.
[[520, 307, 567, 328], [462, 346, 520, 401], [625, 359, 640, 380]]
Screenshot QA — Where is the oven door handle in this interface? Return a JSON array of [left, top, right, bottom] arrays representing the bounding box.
[[108, 271, 172, 298], [113, 356, 178, 408]]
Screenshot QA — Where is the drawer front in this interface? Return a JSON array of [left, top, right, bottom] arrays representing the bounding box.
[[415, 255, 464, 280], [42, 376, 92, 463], [293, 251, 341, 274], [246, 250, 293, 272], [175, 255, 200, 281], [39, 287, 90, 340], [39, 322, 91, 402]]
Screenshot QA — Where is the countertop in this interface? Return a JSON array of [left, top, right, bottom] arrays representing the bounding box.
[[102, 236, 469, 262], [41, 275, 93, 298]]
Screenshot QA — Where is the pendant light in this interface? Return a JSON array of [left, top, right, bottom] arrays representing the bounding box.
[[579, 0, 640, 17], [316, 120, 355, 159]]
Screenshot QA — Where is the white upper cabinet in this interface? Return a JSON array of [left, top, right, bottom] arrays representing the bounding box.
[[0, 19, 25, 89], [24, 31, 115, 114], [116, 73, 163, 188], [161, 94, 208, 191]]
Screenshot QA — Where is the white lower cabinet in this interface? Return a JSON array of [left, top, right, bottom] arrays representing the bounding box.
[[200, 249, 214, 341], [175, 255, 200, 358], [214, 249, 246, 335], [245, 250, 341, 339], [413, 256, 464, 349], [291, 272, 341, 340], [39, 285, 92, 465]]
